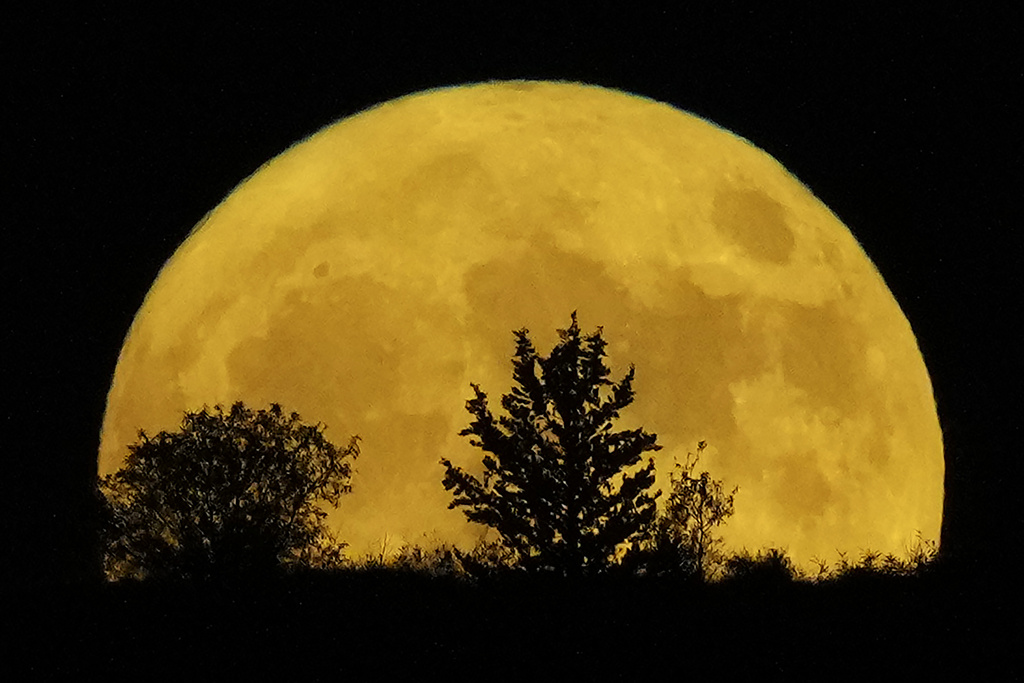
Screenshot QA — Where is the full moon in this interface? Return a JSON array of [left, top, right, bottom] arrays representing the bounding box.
[[99, 81, 943, 569]]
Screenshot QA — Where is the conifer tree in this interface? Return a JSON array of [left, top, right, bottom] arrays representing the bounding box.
[[441, 313, 661, 576]]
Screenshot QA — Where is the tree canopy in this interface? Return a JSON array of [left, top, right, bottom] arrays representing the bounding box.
[[441, 312, 661, 576], [98, 402, 359, 580]]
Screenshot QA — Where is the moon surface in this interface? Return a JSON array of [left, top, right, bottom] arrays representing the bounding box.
[[99, 81, 943, 569]]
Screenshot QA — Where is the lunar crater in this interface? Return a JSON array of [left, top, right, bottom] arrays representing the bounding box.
[[712, 184, 796, 265]]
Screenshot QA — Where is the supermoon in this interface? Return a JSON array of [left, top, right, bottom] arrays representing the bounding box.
[[99, 81, 943, 569]]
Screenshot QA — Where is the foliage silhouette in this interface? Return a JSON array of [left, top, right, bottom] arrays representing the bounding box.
[[387, 543, 464, 577], [723, 547, 799, 585], [815, 535, 940, 583], [626, 441, 737, 579], [98, 402, 359, 581], [441, 312, 661, 576], [654, 441, 737, 578]]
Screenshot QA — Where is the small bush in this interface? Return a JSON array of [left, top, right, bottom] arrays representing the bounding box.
[[723, 547, 800, 584]]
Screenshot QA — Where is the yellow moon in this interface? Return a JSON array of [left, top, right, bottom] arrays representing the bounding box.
[[99, 81, 943, 569]]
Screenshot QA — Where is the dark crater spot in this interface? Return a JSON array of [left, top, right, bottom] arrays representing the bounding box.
[[713, 184, 796, 265]]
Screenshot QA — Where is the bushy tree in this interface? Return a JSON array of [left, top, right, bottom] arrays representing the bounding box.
[[640, 441, 737, 579], [441, 313, 661, 576], [98, 402, 359, 581]]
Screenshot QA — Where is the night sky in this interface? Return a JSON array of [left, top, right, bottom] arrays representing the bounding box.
[[5, 6, 1018, 585]]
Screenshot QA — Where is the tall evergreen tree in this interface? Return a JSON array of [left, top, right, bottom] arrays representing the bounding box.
[[441, 313, 661, 576]]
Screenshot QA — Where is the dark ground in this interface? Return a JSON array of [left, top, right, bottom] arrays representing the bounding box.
[[7, 564, 1014, 678]]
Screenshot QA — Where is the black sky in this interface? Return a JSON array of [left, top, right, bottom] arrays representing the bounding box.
[[4, 6, 1019, 584]]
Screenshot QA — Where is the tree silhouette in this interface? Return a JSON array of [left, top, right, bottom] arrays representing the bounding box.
[[98, 402, 359, 581], [441, 312, 661, 576], [641, 441, 737, 579]]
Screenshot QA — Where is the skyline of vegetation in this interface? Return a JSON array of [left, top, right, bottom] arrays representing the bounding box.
[[96, 313, 940, 584]]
